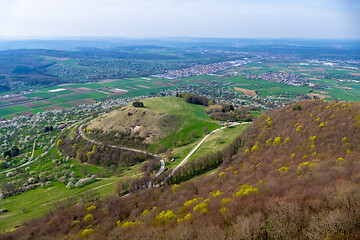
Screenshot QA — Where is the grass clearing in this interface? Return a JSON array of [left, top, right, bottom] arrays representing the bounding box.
[[189, 124, 250, 160]]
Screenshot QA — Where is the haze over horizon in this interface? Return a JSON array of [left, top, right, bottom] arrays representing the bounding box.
[[0, 0, 359, 40]]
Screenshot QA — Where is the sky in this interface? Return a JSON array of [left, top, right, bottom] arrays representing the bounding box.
[[0, 0, 359, 39]]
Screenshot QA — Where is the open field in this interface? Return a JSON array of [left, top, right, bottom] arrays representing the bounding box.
[[1, 61, 359, 118], [227, 62, 360, 100], [234, 87, 257, 97], [189, 123, 250, 160], [0, 180, 119, 231], [0, 77, 183, 118]]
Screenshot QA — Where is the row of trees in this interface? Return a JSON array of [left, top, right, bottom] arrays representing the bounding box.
[[168, 136, 243, 184], [176, 92, 211, 106], [206, 103, 258, 122]]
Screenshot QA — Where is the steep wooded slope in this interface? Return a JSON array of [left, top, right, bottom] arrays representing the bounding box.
[[3, 100, 360, 240]]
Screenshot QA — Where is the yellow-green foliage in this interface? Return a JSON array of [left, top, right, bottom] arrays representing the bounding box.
[[87, 151, 92, 161], [92, 145, 96, 151], [291, 153, 296, 158], [48, 220, 54, 225], [177, 213, 192, 223], [56, 139, 63, 146], [219, 207, 228, 214], [121, 221, 138, 228], [84, 214, 94, 222], [259, 179, 264, 185], [208, 190, 223, 198], [116, 220, 121, 226], [273, 136, 281, 146], [233, 170, 238, 174], [342, 137, 347, 142], [316, 117, 320, 121], [155, 210, 176, 224], [142, 209, 149, 216], [80, 228, 94, 238], [86, 205, 96, 212], [296, 126, 301, 132], [234, 184, 259, 197], [284, 137, 290, 143], [338, 157, 345, 161], [193, 202, 209, 214], [171, 184, 180, 193], [331, 114, 334, 118], [297, 162, 317, 174], [310, 143, 316, 151], [309, 136, 317, 141], [251, 145, 259, 152], [294, 122, 300, 126], [278, 166, 289, 174], [71, 220, 80, 227], [266, 117, 272, 127], [319, 122, 325, 127], [244, 149, 250, 154], [10, 228, 17, 233], [347, 149, 351, 154], [221, 198, 232, 206], [184, 198, 201, 208], [218, 172, 225, 177], [266, 138, 272, 145]]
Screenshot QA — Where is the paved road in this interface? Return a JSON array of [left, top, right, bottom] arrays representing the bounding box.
[[78, 123, 166, 188], [154, 122, 249, 187]]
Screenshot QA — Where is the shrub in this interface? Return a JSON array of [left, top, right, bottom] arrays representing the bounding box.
[[273, 137, 282, 146], [278, 166, 289, 174], [122, 221, 138, 228], [80, 228, 94, 238], [221, 198, 232, 206], [184, 198, 201, 208], [234, 184, 259, 197], [155, 210, 176, 224], [86, 205, 96, 212], [132, 101, 144, 107], [208, 190, 223, 198], [71, 220, 80, 227], [57, 139, 63, 146], [251, 145, 259, 152], [84, 213, 94, 222], [171, 184, 180, 193], [193, 202, 208, 214]]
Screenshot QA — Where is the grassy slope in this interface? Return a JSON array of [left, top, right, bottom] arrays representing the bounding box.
[[139, 97, 220, 152]]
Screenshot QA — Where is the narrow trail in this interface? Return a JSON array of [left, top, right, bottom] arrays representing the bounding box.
[[154, 122, 249, 187], [78, 120, 248, 190], [78, 123, 166, 188]]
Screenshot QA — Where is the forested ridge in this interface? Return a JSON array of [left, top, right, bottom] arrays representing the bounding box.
[[2, 100, 360, 240]]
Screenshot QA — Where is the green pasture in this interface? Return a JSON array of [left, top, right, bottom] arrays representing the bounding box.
[[0, 106, 29, 117]]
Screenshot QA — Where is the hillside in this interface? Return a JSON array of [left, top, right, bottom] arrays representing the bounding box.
[[86, 106, 180, 144], [2, 100, 360, 240]]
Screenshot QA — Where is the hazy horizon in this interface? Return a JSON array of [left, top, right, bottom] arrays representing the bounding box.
[[1, 0, 359, 40]]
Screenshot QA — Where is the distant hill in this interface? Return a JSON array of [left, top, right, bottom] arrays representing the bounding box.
[[2, 100, 360, 240]]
